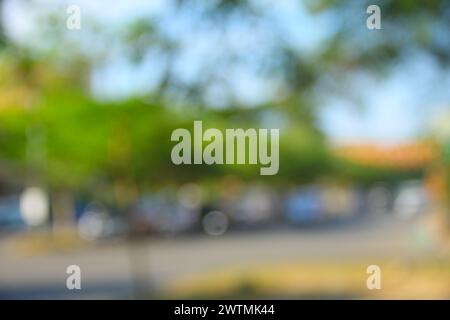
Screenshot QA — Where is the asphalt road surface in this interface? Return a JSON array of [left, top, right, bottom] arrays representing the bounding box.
[[0, 211, 441, 299]]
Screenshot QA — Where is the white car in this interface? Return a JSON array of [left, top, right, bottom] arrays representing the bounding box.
[[393, 181, 428, 219]]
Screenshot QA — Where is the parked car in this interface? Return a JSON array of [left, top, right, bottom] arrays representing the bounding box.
[[393, 180, 429, 219], [321, 185, 360, 219], [0, 196, 26, 232], [77, 202, 126, 241], [284, 186, 323, 224], [231, 186, 278, 227], [133, 189, 200, 235]]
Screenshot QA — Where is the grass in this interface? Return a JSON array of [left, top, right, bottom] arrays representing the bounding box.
[[163, 258, 450, 299]]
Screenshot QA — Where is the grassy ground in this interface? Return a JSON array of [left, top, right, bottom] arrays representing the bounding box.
[[5, 227, 86, 256], [163, 258, 450, 299]]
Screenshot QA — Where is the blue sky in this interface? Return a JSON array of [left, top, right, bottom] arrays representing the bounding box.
[[319, 52, 450, 144]]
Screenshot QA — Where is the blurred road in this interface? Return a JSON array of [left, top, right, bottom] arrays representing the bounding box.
[[0, 211, 440, 299]]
